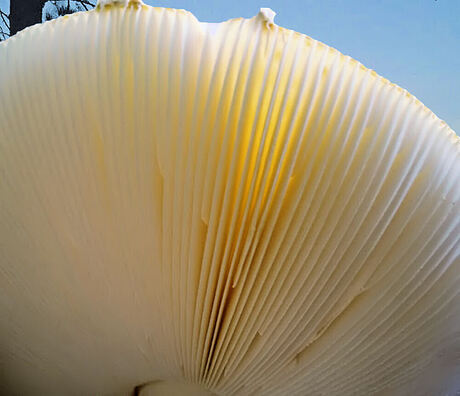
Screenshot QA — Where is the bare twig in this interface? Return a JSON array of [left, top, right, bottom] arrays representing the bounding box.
[[76, 0, 96, 10], [69, 0, 96, 13], [80, 3, 90, 11], [0, 25, 9, 41], [76, 1, 90, 11], [77, 0, 96, 6], [0, 7, 9, 41], [50, 0, 96, 15], [0, 9, 9, 30]]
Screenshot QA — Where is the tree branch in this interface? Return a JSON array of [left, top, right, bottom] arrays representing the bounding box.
[[76, 1, 90, 11], [0, 9, 9, 30], [78, 0, 96, 6], [0, 24, 9, 40], [76, 0, 96, 10]]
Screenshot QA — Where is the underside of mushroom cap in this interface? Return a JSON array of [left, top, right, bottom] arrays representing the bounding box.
[[0, 3, 459, 395]]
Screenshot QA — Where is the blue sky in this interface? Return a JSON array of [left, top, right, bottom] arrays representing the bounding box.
[[1, 0, 458, 132]]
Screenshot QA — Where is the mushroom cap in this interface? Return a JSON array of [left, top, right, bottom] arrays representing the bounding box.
[[0, 2, 459, 395]]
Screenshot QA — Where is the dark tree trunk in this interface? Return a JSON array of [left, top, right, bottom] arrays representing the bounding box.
[[9, 0, 46, 36]]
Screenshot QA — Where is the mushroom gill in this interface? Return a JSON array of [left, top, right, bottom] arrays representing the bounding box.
[[0, 1, 459, 395]]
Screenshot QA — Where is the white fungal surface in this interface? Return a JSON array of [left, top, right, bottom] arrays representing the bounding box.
[[258, 7, 276, 26], [0, 4, 459, 396]]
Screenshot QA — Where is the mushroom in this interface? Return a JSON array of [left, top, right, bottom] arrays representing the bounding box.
[[0, 1, 458, 395]]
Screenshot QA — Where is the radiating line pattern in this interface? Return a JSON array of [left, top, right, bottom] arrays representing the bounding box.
[[0, 2, 459, 395]]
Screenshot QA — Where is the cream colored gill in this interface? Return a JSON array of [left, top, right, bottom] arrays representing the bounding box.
[[0, 1, 459, 395]]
